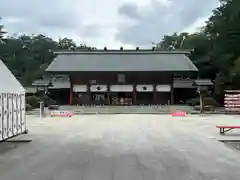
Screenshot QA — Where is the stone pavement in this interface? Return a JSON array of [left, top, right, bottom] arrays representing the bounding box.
[[0, 114, 240, 180], [28, 105, 196, 115]]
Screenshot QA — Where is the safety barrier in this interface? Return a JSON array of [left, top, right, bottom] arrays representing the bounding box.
[[49, 111, 73, 117], [171, 111, 187, 117]]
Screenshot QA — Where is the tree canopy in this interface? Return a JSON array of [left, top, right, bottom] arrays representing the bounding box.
[[0, 24, 92, 85], [158, 0, 240, 102], [0, 18, 6, 44]]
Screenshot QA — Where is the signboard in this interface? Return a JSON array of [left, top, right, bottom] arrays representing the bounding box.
[[110, 85, 133, 92], [50, 111, 73, 117], [37, 87, 45, 91], [90, 85, 107, 92], [156, 85, 171, 92], [225, 93, 240, 113], [136, 85, 154, 92], [73, 85, 88, 92], [172, 111, 187, 117], [173, 80, 194, 88], [90, 80, 97, 84]]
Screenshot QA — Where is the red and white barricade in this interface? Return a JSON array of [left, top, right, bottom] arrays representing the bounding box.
[[171, 111, 187, 117], [50, 111, 73, 117]]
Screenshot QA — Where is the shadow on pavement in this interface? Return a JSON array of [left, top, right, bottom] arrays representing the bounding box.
[[0, 140, 31, 154], [219, 140, 240, 153]]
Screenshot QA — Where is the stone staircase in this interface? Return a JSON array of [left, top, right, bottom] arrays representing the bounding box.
[[60, 105, 194, 114]]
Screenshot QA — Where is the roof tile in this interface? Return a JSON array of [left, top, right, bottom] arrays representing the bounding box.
[[47, 52, 198, 72]]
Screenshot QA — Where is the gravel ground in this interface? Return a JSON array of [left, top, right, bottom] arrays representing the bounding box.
[[0, 114, 240, 180]]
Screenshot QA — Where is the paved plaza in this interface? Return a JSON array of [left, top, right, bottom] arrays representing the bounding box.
[[0, 114, 240, 180]]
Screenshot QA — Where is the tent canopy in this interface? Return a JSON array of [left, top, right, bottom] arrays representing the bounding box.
[[0, 59, 25, 94]]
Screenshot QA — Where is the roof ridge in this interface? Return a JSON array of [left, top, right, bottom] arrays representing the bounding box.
[[46, 52, 198, 72], [54, 49, 191, 55]]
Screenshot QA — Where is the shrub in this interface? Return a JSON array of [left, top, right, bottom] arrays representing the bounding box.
[[41, 95, 57, 107], [26, 96, 40, 109], [187, 97, 218, 107], [203, 105, 215, 112], [203, 97, 219, 106], [194, 105, 201, 111], [186, 98, 200, 106], [26, 104, 33, 111]]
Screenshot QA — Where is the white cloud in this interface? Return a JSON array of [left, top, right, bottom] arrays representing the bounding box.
[[116, 0, 220, 46], [0, 0, 219, 48]]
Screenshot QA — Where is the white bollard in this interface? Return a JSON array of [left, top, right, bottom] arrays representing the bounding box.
[[40, 101, 44, 120]]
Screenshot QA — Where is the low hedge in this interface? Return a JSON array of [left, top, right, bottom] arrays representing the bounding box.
[[26, 104, 33, 111], [26, 96, 40, 109], [187, 97, 219, 107]]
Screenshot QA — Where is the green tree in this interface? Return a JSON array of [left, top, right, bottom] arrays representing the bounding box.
[[0, 18, 93, 85], [0, 17, 6, 44], [205, 0, 240, 91], [157, 0, 240, 103], [58, 37, 77, 50]]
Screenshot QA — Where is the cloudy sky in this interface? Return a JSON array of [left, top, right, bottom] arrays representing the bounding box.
[[1, 0, 219, 48]]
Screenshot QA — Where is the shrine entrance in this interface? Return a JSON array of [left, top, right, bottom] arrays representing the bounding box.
[[109, 85, 133, 105]]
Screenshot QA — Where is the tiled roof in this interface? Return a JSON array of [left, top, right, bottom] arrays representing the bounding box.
[[32, 76, 70, 89], [46, 50, 198, 72]]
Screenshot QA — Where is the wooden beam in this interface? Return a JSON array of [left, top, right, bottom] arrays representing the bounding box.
[[154, 84, 157, 105]]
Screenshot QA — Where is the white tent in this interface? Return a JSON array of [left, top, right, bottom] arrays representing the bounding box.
[[0, 59, 27, 141]]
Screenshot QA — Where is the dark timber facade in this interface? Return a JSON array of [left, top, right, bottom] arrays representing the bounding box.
[[46, 49, 199, 105]]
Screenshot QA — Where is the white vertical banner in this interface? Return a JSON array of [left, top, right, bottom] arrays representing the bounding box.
[[2, 93, 8, 139], [16, 94, 21, 134], [20, 95, 26, 133], [7, 93, 13, 138], [0, 93, 3, 141], [12, 94, 17, 136]]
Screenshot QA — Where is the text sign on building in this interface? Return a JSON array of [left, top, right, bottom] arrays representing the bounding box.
[[173, 80, 194, 88], [90, 80, 97, 84], [117, 74, 126, 83], [73, 85, 88, 92], [90, 85, 107, 92], [136, 85, 154, 92], [156, 85, 171, 92], [110, 85, 133, 92]]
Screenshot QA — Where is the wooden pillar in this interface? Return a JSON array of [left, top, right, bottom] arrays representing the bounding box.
[[154, 84, 157, 105], [88, 84, 91, 105], [69, 78, 73, 105], [133, 84, 137, 105], [107, 85, 110, 105], [171, 74, 174, 105], [171, 86, 174, 105], [69, 90, 73, 105]]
